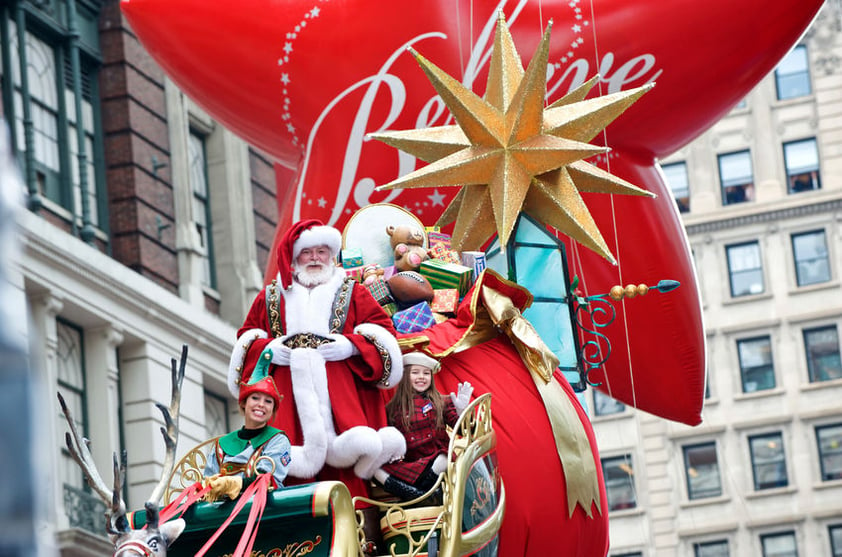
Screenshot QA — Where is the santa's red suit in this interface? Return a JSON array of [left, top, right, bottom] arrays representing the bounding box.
[[227, 220, 404, 499]]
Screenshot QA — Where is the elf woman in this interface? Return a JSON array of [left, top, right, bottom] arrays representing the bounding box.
[[374, 352, 473, 500], [203, 347, 292, 501]]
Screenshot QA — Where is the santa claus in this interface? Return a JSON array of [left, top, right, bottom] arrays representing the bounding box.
[[227, 219, 405, 499]]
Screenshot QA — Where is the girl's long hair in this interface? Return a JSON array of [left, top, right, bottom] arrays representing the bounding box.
[[386, 368, 445, 431]]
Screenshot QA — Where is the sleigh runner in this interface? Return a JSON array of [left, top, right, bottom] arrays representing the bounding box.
[[128, 393, 503, 557]]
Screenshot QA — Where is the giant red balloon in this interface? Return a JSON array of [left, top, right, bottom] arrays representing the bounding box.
[[120, 1, 823, 428]]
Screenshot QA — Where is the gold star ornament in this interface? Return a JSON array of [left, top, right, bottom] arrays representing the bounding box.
[[371, 12, 655, 264]]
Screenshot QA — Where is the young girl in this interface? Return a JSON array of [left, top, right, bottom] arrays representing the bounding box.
[[374, 352, 473, 500], [204, 347, 291, 501]]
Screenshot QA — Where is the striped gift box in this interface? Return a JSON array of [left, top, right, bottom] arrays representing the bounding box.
[[419, 259, 473, 296], [427, 231, 451, 250], [460, 251, 487, 282]]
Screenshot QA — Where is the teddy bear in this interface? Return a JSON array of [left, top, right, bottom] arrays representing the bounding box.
[[386, 224, 429, 272]]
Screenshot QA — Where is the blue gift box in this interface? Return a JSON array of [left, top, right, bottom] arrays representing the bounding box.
[[391, 301, 436, 333], [341, 247, 364, 269]]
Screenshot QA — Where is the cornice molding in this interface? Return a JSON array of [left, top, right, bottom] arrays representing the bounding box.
[[685, 198, 842, 236]]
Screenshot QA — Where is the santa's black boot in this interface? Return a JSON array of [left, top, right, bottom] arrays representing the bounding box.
[[360, 506, 383, 556], [383, 476, 427, 501]]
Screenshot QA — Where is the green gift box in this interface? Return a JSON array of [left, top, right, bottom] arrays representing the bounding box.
[[419, 259, 473, 297]]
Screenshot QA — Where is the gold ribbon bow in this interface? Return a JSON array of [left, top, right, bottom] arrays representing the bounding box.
[[482, 285, 602, 518]]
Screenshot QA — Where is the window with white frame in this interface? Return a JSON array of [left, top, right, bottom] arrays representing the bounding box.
[[830, 524, 842, 557], [803, 325, 842, 383], [749, 432, 788, 490], [737, 336, 775, 393], [694, 540, 729, 557], [719, 150, 754, 205], [593, 389, 625, 417], [775, 45, 811, 100], [188, 129, 216, 289], [760, 531, 798, 557], [816, 424, 842, 481], [727, 241, 764, 297], [784, 138, 821, 194], [55, 319, 104, 535], [683, 442, 722, 500], [792, 230, 830, 287], [602, 455, 637, 511], [1, 2, 105, 237], [662, 161, 689, 213], [204, 391, 230, 439]]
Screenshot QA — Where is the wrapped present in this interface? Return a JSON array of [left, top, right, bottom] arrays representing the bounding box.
[[392, 301, 436, 333], [344, 265, 366, 282], [431, 288, 459, 313], [419, 259, 473, 296], [365, 278, 395, 305], [461, 251, 487, 282], [428, 242, 461, 265], [427, 230, 451, 250], [381, 302, 399, 316], [341, 247, 364, 269], [424, 226, 441, 233], [382, 265, 397, 280]]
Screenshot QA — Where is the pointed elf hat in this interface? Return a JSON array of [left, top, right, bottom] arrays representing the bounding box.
[[239, 347, 283, 409], [276, 219, 342, 289]]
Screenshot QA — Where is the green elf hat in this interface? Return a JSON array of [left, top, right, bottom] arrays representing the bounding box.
[[238, 347, 283, 409]]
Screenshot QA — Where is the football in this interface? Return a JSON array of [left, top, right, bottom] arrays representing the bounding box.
[[387, 271, 434, 307]]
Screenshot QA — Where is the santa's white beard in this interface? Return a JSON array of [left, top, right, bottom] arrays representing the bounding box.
[[293, 260, 339, 287]]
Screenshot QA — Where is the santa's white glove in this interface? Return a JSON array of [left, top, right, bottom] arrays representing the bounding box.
[[267, 338, 292, 366], [450, 382, 474, 414], [316, 334, 359, 361]]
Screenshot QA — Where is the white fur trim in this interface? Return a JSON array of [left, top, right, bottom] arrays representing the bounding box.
[[286, 348, 331, 478], [352, 427, 407, 480], [293, 225, 342, 258], [328, 426, 382, 472], [353, 323, 404, 388], [228, 328, 268, 398], [282, 270, 344, 336]]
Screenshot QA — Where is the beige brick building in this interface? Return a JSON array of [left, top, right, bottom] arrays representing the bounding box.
[[591, 4, 842, 556]]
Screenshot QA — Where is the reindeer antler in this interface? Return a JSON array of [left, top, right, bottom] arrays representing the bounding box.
[[58, 392, 128, 533], [147, 344, 187, 506]]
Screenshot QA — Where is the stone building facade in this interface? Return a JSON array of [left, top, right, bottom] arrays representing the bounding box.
[[592, 3, 842, 556]]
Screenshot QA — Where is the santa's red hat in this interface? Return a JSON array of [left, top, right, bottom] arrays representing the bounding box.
[[276, 219, 343, 289]]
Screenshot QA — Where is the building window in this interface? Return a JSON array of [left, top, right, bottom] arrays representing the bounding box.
[[188, 129, 216, 289], [803, 326, 842, 383], [694, 540, 729, 557], [602, 455, 636, 511], [662, 161, 689, 213], [593, 389, 625, 417], [775, 45, 811, 100], [55, 320, 104, 535], [737, 336, 775, 393], [749, 433, 788, 490], [760, 531, 798, 557], [683, 442, 722, 499], [204, 391, 230, 439], [792, 230, 830, 286], [727, 241, 764, 297], [784, 138, 821, 194], [816, 424, 842, 481], [830, 524, 842, 557], [1, 2, 105, 237], [719, 150, 754, 205]]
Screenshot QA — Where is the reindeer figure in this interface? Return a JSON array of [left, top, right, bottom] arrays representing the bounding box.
[[59, 345, 189, 556]]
